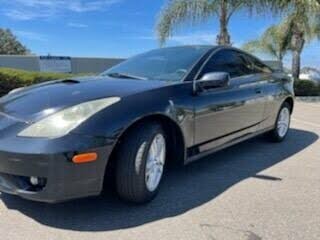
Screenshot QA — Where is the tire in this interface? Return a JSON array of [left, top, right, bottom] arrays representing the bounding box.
[[268, 102, 291, 142], [115, 122, 166, 203]]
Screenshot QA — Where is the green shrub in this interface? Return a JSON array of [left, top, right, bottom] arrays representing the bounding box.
[[294, 80, 320, 96], [0, 68, 76, 96]]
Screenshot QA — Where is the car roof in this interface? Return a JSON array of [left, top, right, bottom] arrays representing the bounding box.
[[160, 45, 220, 51]]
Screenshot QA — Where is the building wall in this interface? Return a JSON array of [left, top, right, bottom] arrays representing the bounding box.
[[0, 55, 40, 71], [0, 55, 125, 73], [71, 57, 124, 74]]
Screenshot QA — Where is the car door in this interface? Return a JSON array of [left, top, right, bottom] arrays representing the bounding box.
[[243, 52, 276, 131], [193, 49, 266, 151]]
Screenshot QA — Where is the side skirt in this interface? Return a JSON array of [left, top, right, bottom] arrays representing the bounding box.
[[185, 126, 274, 165]]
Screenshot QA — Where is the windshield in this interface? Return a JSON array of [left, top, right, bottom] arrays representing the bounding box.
[[101, 46, 210, 82]]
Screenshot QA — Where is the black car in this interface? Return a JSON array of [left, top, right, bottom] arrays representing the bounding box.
[[0, 46, 294, 203]]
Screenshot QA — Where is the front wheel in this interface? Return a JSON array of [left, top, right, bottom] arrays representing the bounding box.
[[115, 122, 166, 203], [268, 102, 291, 142]]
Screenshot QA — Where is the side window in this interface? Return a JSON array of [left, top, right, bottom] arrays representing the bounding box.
[[244, 54, 273, 74], [199, 50, 252, 79], [253, 58, 273, 74]]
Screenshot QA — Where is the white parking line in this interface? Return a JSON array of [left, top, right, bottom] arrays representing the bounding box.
[[292, 118, 320, 129]]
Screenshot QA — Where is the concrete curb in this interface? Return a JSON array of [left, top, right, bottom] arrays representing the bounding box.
[[295, 97, 320, 102]]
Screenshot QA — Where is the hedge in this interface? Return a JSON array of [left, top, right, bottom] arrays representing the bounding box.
[[0, 68, 76, 96], [294, 80, 320, 96]]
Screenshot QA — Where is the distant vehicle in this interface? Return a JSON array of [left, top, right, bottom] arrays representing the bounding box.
[[0, 46, 294, 203]]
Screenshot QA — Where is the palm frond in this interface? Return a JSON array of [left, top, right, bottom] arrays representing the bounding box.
[[156, 0, 265, 45], [156, 0, 218, 46], [263, 0, 320, 14], [242, 40, 263, 53], [242, 24, 291, 61], [310, 14, 320, 40]]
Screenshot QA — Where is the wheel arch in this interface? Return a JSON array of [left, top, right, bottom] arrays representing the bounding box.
[[118, 114, 186, 164], [283, 97, 294, 114], [103, 113, 187, 185]]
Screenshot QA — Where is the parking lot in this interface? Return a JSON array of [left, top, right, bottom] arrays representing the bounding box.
[[0, 101, 319, 240]]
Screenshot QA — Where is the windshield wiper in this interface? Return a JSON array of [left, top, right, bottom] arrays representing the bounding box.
[[106, 72, 148, 80]]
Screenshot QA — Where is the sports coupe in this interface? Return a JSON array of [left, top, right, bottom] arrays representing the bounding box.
[[0, 46, 294, 203]]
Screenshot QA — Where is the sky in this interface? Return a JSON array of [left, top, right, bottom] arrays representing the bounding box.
[[0, 0, 319, 69]]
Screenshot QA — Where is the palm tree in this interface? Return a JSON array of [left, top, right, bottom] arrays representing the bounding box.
[[156, 0, 266, 46], [267, 0, 320, 80], [242, 24, 290, 68], [286, 13, 320, 80]]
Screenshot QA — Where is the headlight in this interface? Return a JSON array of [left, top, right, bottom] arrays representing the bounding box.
[[18, 97, 120, 138]]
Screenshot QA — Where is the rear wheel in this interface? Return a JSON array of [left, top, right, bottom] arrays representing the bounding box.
[[268, 102, 291, 142], [115, 122, 166, 203]]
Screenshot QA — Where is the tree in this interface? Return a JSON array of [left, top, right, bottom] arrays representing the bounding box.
[[156, 0, 266, 46], [266, 0, 320, 80], [0, 28, 30, 55], [242, 24, 291, 69], [286, 12, 320, 80]]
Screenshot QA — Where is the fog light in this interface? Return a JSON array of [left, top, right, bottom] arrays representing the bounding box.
[[30, 176, 39, 186]]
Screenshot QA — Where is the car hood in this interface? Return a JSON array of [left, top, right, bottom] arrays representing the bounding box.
[[0, 76, 168, 123]]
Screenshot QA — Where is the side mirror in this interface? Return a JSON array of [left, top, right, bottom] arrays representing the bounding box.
[[197, 72, 230, 91]]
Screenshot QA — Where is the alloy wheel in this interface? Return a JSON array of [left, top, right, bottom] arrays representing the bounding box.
[[144, 134, 166, 192]]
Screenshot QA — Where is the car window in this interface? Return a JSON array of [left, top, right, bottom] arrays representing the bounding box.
[[102, 46, 211, 82], [198, 50, 253, 79], [243, 54, 273, 74]]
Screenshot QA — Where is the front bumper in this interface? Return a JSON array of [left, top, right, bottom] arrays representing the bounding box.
[[0, 133, 114, 203]]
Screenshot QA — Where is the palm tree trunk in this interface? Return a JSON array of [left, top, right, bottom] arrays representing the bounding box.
[[216, 0, 231, 45], [292, 50, 301, 80], [278, 55, 284, 71], [291, 32, 305, 81]]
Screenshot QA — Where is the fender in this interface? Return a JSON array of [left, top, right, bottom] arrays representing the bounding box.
[[73, 82, 195, 150]]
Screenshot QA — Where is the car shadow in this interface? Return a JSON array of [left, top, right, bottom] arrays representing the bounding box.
[[0, 128, 318, 232]]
